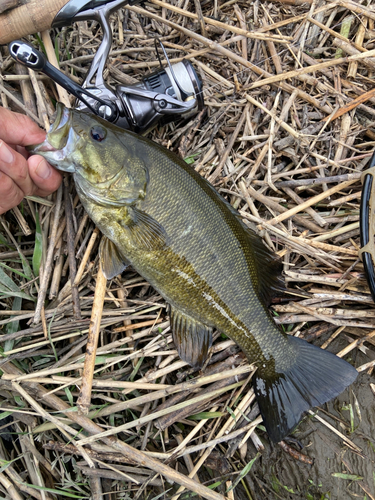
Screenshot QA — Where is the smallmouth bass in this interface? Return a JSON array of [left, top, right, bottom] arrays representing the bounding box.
[[32, 103, 357, 442]]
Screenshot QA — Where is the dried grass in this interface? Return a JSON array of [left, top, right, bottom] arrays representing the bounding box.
[[1, 1, 375, 499]]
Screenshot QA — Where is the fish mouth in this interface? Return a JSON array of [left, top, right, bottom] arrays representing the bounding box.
[[50, 102, 70, 135], [28, 103, 78, 173]]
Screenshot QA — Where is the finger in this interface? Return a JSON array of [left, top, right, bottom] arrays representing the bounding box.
[[0, 107, 46, 147], [28, 155, 63, 197], [0, 140, 34, 197], [3, 145, 29, 159], [0, 171, 24, 215]]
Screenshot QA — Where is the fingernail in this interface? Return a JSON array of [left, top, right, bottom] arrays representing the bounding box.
[[0, 141, 14, 164], [35, 159, 51, 180]]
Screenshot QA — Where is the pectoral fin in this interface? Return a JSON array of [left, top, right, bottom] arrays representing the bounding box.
[[121, 207, 166, 251], [170, 306, 213, 369], [99, 236, 129, 279]]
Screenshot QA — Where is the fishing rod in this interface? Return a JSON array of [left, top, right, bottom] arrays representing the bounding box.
[[2, 0, 203, 133], [0, 0, 143, 44]]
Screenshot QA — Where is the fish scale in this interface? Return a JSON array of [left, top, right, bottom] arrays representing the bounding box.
[[31, 103, 358, 442], [98, 135, 287, 365]]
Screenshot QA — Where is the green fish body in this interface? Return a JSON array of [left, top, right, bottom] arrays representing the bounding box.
[[32, 104, 357, 441]]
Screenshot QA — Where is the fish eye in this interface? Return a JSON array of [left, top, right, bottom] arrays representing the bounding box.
[[90, 126, 107, 142]]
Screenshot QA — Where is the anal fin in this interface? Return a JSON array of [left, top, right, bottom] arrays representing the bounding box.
[[99, 236, 129, 279], [170, 306, 213, 369]]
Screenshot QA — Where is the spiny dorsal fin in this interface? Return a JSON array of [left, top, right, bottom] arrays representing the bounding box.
[[169, 306, 213, 369], [120, 207, 166, 251], [99, 236, 129, 279]]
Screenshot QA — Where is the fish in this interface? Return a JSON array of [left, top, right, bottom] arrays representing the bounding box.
[[31, 103, 358, 442]]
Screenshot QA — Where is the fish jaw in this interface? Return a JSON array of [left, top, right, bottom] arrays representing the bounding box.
[[28, 103, 80, 173]]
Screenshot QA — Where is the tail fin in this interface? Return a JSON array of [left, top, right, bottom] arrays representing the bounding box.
[[254, 336, 358, 442]]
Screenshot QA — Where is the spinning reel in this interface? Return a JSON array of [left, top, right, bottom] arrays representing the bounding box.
[[8, 0, 203, 133]]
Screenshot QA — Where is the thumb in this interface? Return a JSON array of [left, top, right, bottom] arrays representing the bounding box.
[[28, 155, 62, 197]]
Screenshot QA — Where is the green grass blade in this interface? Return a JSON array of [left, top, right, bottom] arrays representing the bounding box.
[[18, 250, 33, 281], [0, 287, 35, 302], [228, 453, 260, 491], [34, 34, 46, 56], [0, 267, 20, 292], [16, 483, 87, 498], [0, 263, 29, 280], [332, 473, 363, 481], [0, 453, 25, 474], [32, 209, 43, 277], [4, 296, 22, 352], [0, 411, 12, 420], [151, 488, 173, 499], [188, 411, 224, 420], [0, 233, 13, 248], [54, 36, 60, 63]]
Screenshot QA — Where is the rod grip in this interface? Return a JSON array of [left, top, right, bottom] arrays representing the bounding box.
[[0, 0, 68, 45]]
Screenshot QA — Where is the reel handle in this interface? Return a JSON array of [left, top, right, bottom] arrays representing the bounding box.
[[0, 0, 68, 45], [9, 40, 118, 120]]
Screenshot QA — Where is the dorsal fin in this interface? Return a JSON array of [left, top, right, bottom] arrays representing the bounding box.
[[241, 222, 284, 306], [169, 306, 213, 369]]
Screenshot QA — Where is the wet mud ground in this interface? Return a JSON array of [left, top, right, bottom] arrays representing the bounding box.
[[245, 351, 375, 500]]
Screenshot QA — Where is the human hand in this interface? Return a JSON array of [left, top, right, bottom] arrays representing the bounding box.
[[0, 107, 62, 215]]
